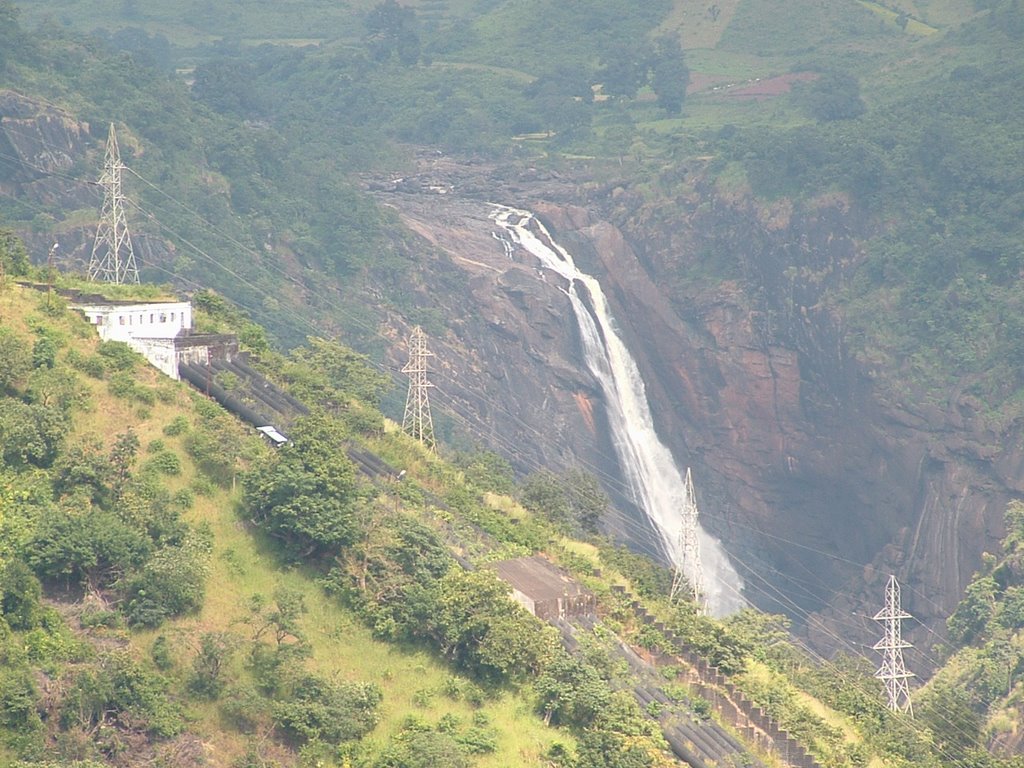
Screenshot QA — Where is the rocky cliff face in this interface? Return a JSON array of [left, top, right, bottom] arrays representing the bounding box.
[[373, 156, 1021, 660], [4, 88, 1013, 659], [0, 92, 179, 276], [0, 90, 94, 212]]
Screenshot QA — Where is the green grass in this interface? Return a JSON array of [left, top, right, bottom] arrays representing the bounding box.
[[18, 0, 366, 43], [182, 487, 567, 766], [856, 0, 939, 35], [5, 282, 569, 767], [685, 49, 788, 80], [716, 0, 884, 56]]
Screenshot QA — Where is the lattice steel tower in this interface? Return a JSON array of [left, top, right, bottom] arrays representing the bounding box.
[[670, 467, 706, 610], [88, 123, 139, 285], [402, 325, 436, 452], [873, 574, 914, 715]]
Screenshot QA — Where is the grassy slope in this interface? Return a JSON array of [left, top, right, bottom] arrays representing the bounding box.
[[3, 277, 948, 768], [1, 280, 567, 766]]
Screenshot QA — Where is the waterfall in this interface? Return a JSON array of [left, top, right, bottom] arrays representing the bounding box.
[[492, 205, 744, 615]]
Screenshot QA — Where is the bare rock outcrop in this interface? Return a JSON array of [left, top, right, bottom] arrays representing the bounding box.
[[372, 157, 1020, 662]]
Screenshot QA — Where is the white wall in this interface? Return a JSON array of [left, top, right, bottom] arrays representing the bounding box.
[[126, 337, 180, 379], [73, 301, 192, 343]]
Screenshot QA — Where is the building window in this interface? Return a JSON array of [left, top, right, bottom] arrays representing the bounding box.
[[150, 313, 154, 323], [119, 316, 125, 326], [160, 313, 167, 323], [171, 312, 176, 322]]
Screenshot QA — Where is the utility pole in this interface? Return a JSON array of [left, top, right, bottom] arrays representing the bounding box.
[[88, 123, 139, 285], [670, 467, 706, 611], [46, 242, 58, 308], [873, 574, 914, 716], [402, 325, 436, 452]]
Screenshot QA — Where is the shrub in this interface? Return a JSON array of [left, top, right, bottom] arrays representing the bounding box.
[[220, 685, 269, 733], [144, 451, 182, 477], [31, 336, 57, 369], [151, 635, 174, 671], [108, 372, 156, 405], [163, 415, 190, 436], [272, 675, 382, 746], [123, 531, 212, 627], [65, 349, 106, 379], [97, 340, 138, 371]]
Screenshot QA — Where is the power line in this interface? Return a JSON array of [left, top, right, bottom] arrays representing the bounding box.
[[670, 466, 705, 611], [0, 133, 975, 677], [401, 325, 436, 452], [88, 123, 139, 285], [873, 574, 915, 716]]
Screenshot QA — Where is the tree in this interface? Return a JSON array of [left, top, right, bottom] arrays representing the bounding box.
[[109, 428, 140, 501], [0, 328, 31, 392], [519, 468, 607, 534], [947, 575, 999, 645], [0, 3, 26, 73], [0, 559, 43, 630], [63, 650, 184, 738], [598, 42, 652, 99], [243, 413, 362, 559], [272, 675, 381, 745], [802, 71, 866, 121], [0, 400, 66, 468], [651, 35, 689, 115], [575, 729, 653, 768], [418, 569, 557, 682], [25, 507, 150, 589], [917, 681, 982, 761], [192, 59, 259, 115], [188, 631, 237, 699], [364, 0, 420, 66], [284, 336, 391, 409], [247, 586, 308, 648], [535, 651, 611, 727]]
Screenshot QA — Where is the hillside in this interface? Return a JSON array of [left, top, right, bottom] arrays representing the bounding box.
[[0, 274, 572, 767], [2, 0, 1024, 765], [4, 223, 1024, 767]]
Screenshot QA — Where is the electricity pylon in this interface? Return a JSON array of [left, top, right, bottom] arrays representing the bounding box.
[[670, 467, 706, 611], [873, 574, 914, 716], [88, 123, 139, 285], [402, 325, 436, 452]]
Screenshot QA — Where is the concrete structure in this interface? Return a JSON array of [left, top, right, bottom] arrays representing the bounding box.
[[74, 300, 192, 342], [492, 556, 596, 621], [70, 299, 236, 380]]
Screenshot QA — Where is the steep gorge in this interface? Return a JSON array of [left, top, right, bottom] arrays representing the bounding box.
[[4, 90, 1017, 661], [373, 155, 1021, 660]]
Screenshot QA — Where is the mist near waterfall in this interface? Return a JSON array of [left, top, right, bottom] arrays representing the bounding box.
[[492, 205, 745, 615]]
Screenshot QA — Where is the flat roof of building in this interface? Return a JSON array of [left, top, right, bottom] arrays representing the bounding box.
[[492, 556, 592, 602]]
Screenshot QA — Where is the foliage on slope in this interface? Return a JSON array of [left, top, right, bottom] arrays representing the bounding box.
[[0, 231, 675, 767], [925, 501, 1024, 760], [703, 3, 1024, 405]]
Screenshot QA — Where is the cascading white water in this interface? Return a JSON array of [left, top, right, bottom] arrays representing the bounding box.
[[492, 205, 745, 615]]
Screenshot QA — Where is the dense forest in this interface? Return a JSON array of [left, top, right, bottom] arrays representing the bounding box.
[[2, 0, 1024, 766]]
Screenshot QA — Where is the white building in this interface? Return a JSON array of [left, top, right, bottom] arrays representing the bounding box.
[[70, 299, 234, 380], [74, 301, 192, 342]]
